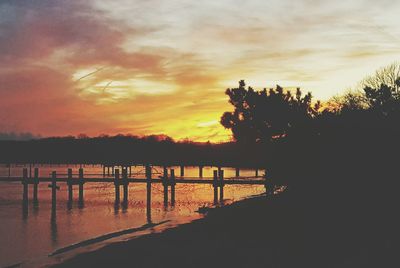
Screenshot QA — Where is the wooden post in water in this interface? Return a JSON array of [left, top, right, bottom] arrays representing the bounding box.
[[78, 168, 84, 204], [107, 166, 110, 176], [102, 165, 106, 177], [180, 165, 184, 177], [163, 167, 168, 206], [122, 168, 129, 205], [114, 169, 120, 203], [112, 166, 115, 176], [219, 169, 224, 201], [67, 168, 73, 203], [213, 170, 218, 204], [33, 168, 39, 204], [22, 168, 28, 205], [255, 169, 259, 177], [199, 166, 203, 178], [129, 166, 132, 177], [235, 167, 240, 177], [146, 165, 152, 220], [146, 165, 152, 184], [51, 171, 57, 211], [170, 169, 176, 205]]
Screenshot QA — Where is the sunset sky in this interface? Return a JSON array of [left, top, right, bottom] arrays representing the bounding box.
[[0, 0, 399, 142]]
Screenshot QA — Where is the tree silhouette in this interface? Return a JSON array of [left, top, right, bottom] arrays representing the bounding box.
[[220, 80, 316, 144], [364, 83, 400, 116], [324, 63, 400, 117], [361, 62, 400, 92], [326, 91, 368, 113]]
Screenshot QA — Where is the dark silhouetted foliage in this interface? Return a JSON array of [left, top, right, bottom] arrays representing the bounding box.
[[0, 134, 267, 168], [220, 80, 316, 144]]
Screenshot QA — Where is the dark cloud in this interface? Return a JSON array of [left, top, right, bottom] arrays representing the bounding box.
[[0, 0, 162, 71]]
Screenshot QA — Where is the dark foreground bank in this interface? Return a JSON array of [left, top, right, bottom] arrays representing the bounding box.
[[52, 188, 399, 268]]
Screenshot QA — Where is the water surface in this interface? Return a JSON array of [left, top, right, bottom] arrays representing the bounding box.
[[0, 165, 265, 267]]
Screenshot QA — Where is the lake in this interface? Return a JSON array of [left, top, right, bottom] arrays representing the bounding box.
[[0, 164, 265, 267]]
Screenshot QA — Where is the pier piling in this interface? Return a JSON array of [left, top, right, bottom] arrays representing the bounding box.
[[213, 170, 218, 204], [114, 169, 120, 203], [170, 169, 176, 205], [163, 167, 168, 206], [51, 171, 57, 211], [122, 168, 128, 205], [67, 168, 73, 203], [146, 165, 152, 219], [22, 168, 28, 205], [3, 165, 267, 214], [78, 168, 84, 205], [33, 168, 39, 204], [219, 169, 224, 201]]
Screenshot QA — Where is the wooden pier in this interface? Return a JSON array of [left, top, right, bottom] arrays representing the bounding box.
[[0, 165, 269, 214]]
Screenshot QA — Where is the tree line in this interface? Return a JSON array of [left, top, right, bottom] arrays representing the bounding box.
[[221, 62, 400, 145], [0, 133, 266, 168]]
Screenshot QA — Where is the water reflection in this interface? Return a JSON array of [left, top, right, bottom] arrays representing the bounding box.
[[121, 202, 128, 213], [22, 200, 28, 220], [33, 199, 39, 211], [67, 200, 73, 210], [114, 201, 120, 214], [78, 200, 84, 209], [0, 164, 265, 267], [33, 202, 39, 216], [50, 211, 58, 246], [146, 182, 152, 224]]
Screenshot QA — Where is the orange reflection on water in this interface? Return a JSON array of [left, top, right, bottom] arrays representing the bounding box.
[[0, 164, 265, 267]]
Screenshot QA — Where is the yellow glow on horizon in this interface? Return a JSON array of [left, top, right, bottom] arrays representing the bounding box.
[[3, 1, 399, 142]]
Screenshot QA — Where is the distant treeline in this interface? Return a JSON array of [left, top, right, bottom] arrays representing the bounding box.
[[1, 63, 399, 171], [0, 134, 268, 168]]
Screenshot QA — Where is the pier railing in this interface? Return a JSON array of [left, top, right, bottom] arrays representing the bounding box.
[[0, 165, 271, 214]]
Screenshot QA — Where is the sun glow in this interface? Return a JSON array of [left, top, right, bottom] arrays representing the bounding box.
[[2, 1, 399, 141]]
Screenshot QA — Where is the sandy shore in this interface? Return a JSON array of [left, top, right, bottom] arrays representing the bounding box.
[[52, 190, 398, 268]]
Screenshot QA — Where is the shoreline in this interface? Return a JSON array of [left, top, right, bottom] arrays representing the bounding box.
[[49, 221, 170, 256], [32, 195, 259, 267], [0, 177, 265, 268], [51, 194, 277, 268], [45, 194, 264, 268], [51, 188, 398, 268], [19, 214, 204, 268]]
